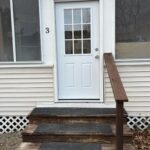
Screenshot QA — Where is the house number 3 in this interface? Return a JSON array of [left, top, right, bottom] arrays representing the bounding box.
[[45, 27, 50, 34]]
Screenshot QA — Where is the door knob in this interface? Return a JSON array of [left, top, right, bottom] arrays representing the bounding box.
[[95, 55, 100, 59]]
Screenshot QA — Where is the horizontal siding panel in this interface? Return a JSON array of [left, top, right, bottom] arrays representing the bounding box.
[[104, 101, 150, 107], [0, 67, 54, 116], [0, 102, 36, 107], [125, 107, 150, 112], [0, 97, 54, 102], [0, 92, 53, 97], [105, 72, 150, 77], [105, 65, 150, 117], [0, 112, 31, 116], [105, 82, 150, 87], [105, 87, 150, 92], [0, 78, 53, 83], [106, 91, 150, 97], [0, 83, 53, 88], [106, 96, 150, 101], [117, 66, 150, 72], [105, 64, 150, 115], [0, 68, 53, 74], [125, 102, 150, 107], [0, 74, 53, 79], [105, 66, 150, 72], [105, 77, 150, 82], [0, 107, 34, 112], [0, 88, 53, 93]]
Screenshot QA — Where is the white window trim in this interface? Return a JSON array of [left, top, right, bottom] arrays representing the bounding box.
[[10, 0, 16, 62], [0, 0, 43, 64]]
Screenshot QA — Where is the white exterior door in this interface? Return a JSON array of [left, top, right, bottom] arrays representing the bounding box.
[[56, 1, 100, 100]]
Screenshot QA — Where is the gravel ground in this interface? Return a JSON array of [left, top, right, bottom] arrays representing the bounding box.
[[0, 132, 22, 150], [0, 129, 150, 150]]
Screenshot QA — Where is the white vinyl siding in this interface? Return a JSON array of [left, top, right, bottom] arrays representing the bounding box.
[[104, 64, 150, 116], [0, 66, 54, 116]]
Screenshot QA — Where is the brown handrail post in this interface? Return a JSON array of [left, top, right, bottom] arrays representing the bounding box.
[[104, 53, 128, 150], [116, 101, 124, 150]]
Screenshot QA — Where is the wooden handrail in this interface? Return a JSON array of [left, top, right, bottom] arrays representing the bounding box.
[[104, 53, 128, 150], [104, 53, 128, 102]]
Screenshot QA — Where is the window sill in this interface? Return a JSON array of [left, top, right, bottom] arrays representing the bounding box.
[[115, 59, 150, 66]]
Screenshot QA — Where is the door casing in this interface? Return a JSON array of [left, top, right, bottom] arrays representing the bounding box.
[[54, 0, 104, 103]]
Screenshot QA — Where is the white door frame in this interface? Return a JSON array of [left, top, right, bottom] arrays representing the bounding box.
[[53, 0, 104, 103]]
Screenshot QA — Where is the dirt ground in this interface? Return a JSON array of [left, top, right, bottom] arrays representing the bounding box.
[[0, 129, 150, 150], [0, 132, 22, 150]]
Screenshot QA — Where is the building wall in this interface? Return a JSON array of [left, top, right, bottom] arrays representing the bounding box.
[[104, 64, 150, 116], [1, 64, 150, 116], [1, 0, 150, 117], [0, 66, 54, 116], [0, 0, 55, 116]]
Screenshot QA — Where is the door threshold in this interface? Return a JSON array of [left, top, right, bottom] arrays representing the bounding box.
[[58, 99, 101, 103], [36, 102, 115, 108]]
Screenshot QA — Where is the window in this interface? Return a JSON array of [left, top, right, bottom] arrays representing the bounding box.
[[116, 0, 150, 59], [0, 0, 41, 62], [64, 8, 91, 55]]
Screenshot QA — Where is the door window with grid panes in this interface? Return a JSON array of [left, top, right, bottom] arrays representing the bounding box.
[[64, 8, 91, 55]]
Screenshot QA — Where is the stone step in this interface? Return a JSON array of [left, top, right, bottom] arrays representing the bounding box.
[[29, 108, 127, 124], [22, 123, 132, 144], [17, 142, 135, 150]]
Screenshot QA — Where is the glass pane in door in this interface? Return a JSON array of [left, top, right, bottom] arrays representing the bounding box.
[[64, 8, 91, 55]]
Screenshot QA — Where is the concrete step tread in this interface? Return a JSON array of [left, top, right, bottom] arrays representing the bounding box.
[[23, 123, 132, 136], [17, 142, 135, 150]]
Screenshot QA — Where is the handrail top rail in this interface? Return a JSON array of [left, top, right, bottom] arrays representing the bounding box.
[[104, 53, 128, 102]]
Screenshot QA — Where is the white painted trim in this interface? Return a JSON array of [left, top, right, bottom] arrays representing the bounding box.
[[57, 100, 100, 103], [38, 0, 44, 64], [99, 0, 104, 102], [10, 0, 16, 62], [112, 0, 115, 57], [36, 102, 115, 108], [51, 0, 59, 102], [55, 1, 102, 102], [55, 0, 98, 3]]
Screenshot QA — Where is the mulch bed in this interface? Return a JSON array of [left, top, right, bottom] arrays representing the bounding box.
[[133, 127, 150, 150], [0, 128, 150, 150]]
